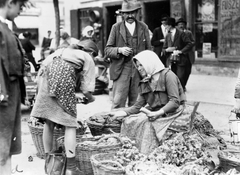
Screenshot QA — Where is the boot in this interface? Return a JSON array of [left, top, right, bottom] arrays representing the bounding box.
[[65, 157, 84, 175]]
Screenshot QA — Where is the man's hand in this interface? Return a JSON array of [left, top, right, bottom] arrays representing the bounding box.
[[118, 47, 133, 56], [160, 39, 165, 43], [166, 47, 176, 52]]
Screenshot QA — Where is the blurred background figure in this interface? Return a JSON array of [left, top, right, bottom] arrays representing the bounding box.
[[49, 28, 79, 54], [80, 25, 95, 42], [176, 17, 195, 92], [19, 31, 40, 71], [151, 14, 169, 67], [39, 30, 52, 62]]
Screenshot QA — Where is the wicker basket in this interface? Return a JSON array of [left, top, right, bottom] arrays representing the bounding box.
[[75, 135, 122, 175], [28, 122, 86, 159], [218, 149, 240, 172], [90, 152, 125, 175]]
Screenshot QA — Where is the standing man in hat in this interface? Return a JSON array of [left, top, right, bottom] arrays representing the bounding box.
[[0, 0, 29, 174], [176, 18, 195, 92], [163, 17, 193, 91], [105, 0, 151, 109], [151, 14, 169, 67]]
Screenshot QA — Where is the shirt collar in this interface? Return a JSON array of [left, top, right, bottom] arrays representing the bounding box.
[[170, 28, 176, 36], [125, 21, 136, 28], [0, 16, 6, 23]]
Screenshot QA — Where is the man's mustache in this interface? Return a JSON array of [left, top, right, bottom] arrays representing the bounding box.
[[127, 17, 135, 20]]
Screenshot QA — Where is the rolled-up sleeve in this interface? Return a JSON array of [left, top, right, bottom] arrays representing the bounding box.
[[123, 94, 147, 115]]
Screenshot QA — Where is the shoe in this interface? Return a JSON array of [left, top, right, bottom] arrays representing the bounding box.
[[65, 167, 84, 175]]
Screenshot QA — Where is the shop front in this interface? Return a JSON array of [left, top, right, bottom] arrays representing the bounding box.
[[191, 0, 240, 63]]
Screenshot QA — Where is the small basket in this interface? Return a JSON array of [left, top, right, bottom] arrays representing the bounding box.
[[218, 149, 240, 172], [86, 112, 121, 136], [87, 119, 121, 136], [90, 152, 125, 175], [75, 135, 122, 175], [28, 122, 86, 159]]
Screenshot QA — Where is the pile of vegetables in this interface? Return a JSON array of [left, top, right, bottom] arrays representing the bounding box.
[[78, 134, 121, 147], [149, 133, 213, 166], [114, 136, 146, 166]]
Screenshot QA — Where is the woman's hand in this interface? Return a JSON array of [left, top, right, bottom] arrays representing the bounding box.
[[147, 112, 161, 122], [82, 91, 95, 104], [140, 107, 165, 122], [109, 111, 127, 122]]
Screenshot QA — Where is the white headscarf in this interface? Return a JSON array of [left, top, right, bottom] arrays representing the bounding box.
[[133, 50, 165, 90], [82, 26, 94, 37], [133, 50, 165, 79]]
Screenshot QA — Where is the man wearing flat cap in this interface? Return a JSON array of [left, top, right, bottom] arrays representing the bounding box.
[[105, 0, 151, 109], [151, 14, 169, 67], [176, 18, 195, 92]]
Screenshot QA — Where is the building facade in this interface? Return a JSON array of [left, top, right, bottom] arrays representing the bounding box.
[[14, 0, 240, 75]]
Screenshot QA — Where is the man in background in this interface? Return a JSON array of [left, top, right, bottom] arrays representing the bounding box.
[[105, 0, 151, 109], [163, 17, 193, 90], [39, 30, 52, 62], [151, 14, 169, 67], [176, 17, 195, 92], [0, 0, 28, 174], [19, 31, 39, 71]]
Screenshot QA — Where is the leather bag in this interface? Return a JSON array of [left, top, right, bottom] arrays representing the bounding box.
[[170, 54, 181, 63]]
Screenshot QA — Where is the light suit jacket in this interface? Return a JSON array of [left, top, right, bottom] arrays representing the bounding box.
[[105, 21, 151, 81]]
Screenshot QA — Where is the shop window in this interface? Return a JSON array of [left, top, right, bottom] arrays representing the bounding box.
[[194, 0, 218, 59], [219, 0, 240, 60]]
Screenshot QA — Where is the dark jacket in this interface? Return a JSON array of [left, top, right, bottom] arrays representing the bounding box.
[[20, 38, 35, 54], [0, 21, 26, 105], [151, 26, 165, 57], [163, 28, 193, 66], [105, 21, 152, 81], [184, 29, 195, 64]]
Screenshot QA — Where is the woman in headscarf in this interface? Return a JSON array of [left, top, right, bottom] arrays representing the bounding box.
[[109, 50, 186, 155], [30, 40, 98, 175], [80, 25, 95, 41]]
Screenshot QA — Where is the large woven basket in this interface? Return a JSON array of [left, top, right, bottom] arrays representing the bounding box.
[[28, 122, 86, 159], [75, 135, 122, 175], [218, 149, 240, 172], [90, 152, 125, 175]]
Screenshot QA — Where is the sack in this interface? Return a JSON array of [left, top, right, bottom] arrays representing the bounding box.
[[170, 54, 180, 63], [45, 151, 66, 175]]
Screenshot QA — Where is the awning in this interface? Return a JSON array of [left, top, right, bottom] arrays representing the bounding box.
[[14, 16, 39, 29]]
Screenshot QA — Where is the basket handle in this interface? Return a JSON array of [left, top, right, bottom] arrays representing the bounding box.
[[98, 160, 125, 171], [96, 134, 122, 144]]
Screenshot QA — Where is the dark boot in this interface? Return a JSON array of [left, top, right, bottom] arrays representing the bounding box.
[[65, 157, 84, 175]]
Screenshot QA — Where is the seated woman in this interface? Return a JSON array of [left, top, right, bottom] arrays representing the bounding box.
[[31, 40, 98, 175], [109, 50, 186, 155]]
